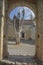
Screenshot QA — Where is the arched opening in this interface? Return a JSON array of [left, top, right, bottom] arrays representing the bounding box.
[[5, 6, 36, 62], [8, 6, 36, 41]]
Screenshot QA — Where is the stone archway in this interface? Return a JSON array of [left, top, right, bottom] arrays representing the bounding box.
[[7, 0, 37, 56], [0, 0, 43, 63]]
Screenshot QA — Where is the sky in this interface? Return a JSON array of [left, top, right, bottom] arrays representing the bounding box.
[[9, 6, 35, 20]]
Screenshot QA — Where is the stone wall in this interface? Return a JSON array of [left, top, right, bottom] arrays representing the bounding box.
[[7, 22, 36, 40], [36, 0, 43, 62], [0, 0, 8, 59], [8, 0, 37, 17], [7, 19, 15, 40], [0, 0, 3, 60]]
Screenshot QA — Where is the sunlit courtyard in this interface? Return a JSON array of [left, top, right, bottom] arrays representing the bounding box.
[[8, 40, 35, 56], [4, 39, 35, 63]]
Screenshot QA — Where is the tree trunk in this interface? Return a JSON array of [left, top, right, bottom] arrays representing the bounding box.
[[15, 29, 20, 44]]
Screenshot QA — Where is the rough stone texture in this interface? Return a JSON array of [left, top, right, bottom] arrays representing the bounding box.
[[0, 0, 3, 60], [8, 0, 37, 16], [3, 0, 8, 58], [0, 0, 8, 59], [36, 0, 43, 62]]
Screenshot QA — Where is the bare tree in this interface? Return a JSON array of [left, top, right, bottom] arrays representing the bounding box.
[[13, 9, 25, 44]]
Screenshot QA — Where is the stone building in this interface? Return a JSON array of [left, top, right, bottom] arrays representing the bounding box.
[[7, 20, 36, 40]]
